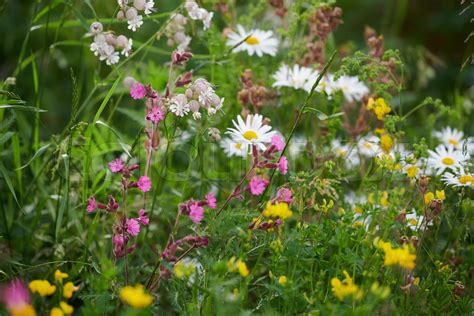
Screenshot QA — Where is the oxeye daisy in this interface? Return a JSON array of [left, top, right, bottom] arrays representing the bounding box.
[[427, 145, 468, 175], [220, 137, 248, 157], [405, 211, 431, 231], [226, 25, 278, 57], [272, 64, 316, 92], [227, 114, 276, 151], [433, 127, 464, 149], [357, 134, 381, 157], [442, 171, 474, 187], [333, 75, 369, 103]]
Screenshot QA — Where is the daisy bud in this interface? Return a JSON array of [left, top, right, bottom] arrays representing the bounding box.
[[133, 0, 146, 10], [117, 10, 125, 20], [90, 22, 103, 35], [116, 35, 129, 48], [126, 7, 138, 20]]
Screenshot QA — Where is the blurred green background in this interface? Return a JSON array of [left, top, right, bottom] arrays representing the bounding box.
[[0, 0, 472, 137]]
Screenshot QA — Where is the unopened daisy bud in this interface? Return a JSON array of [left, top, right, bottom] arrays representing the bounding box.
[[116, 35, 129, 48], [126, 7, 138, 20], [117, 10, 125, 20], [90, 22, 103, 35], [133, 0, 146, 10]]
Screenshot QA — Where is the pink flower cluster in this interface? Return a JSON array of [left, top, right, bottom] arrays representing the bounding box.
[[113, 209, 150, 258], [178, 192, 217, 224], [130, 82, 166, 126]]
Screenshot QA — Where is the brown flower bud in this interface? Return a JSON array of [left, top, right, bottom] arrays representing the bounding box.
[[453, 281, 464, 297], [410, 236, 419, 248], [399, 235, 409, 245], [429, 199, 443, 216], [419, 175, 430, 194]]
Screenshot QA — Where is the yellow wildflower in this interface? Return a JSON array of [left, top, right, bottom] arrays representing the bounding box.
[[354, 206, 363, 215], [263, 202, 292, 220], [367, 97, 391, 120], [278, 276, 287, 286], [377, 240, 416, 270], [10, 304, 36, 316], [50, 308, 63, 316], [435, 190, 445, 200], [380, 191, 389, 207], [424, 192, 434, 205], [173, 260, 196, 279], [29, 280, 56, 297], [380, 134, 394, 154], [59, 302, 73, 315], [374, 128, 385, 135], [370, 282, 390, 299], [331, 271, 362, 301], [238, 261, 249, 277], [54, 270, 68, 282], [405, 165, 418, 178], [227, 256, 238, 272], [120, 285, 153, 309], [63, 282, 79, 299], [368, 193, 375, 204]]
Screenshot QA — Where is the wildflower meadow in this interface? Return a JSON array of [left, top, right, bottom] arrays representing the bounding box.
[[0, 0, 473, 315]]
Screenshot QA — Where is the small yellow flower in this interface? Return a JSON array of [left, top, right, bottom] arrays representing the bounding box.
[[377, 240, 416, 270], [331, 271, 362, 301], [54, 270, 69, 282], [405, 165, 418, 178], [368, 193, 375, 204], [370, 282, 390, 299], [120, 285, 153, 309], [263, 202, 292, 220], [380, 134, 394, 154], [29, 280, 56, 297], [424, 192, 434, 205], [367, 97, 391, 120], [380, 191, 389, 207], [63, 282, 79, 299], [354, 206, 363, 215], [50, 308, 64, 316], [413, 277, 420, 286], [435, 190, 445, 200], [238, 261, 249, 277], [10, 304, 36, 316], [173, 260, 196, 279], [59, 302, 73, 315], [278, 276, 287, 286]]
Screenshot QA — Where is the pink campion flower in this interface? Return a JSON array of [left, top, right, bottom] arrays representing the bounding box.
[[130, 82, 146, 100], [87, 197, 97, 213], [138, 209, 149, 225], [249, 176, 269, 196], [0, 279, 31, 314], [126, 218, 141, 236], [276, 188, 292, 204], [108, 158, 124, 173], [271, 135, 285, 151], [278, 156, 288, 175], [146, 106, 165, 124], [112, 235, 125, 247], [189, 203, 204, 224], [206, 192, 217, 209], [137, 176, 151, 192]]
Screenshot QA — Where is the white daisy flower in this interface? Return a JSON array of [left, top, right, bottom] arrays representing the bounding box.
[[272, 64, 315, 92], [405, 211, 431, 231], [334, 75, 369, 103], [128, 15, 143, 32], [226, 25, 278, 57], [226, 114, 276, 151], [288, 135, 306, 157], [357, 134, 381, 158], [331, 139, 360, 168], [442, 171, 474, 187], [220, 137, 248, 157], [433, 127, 464, 148], [427, 145, 469, 175]]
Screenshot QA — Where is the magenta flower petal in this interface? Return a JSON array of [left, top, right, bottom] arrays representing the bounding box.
[[189, 203, 204, 224], [87, 197, 97, 213], [249, 176, 269, 196], [137, 176, 151, 192], [126, 218, 141, 236], [206, 192, 217, 209], [278, 156, 288, 175], [271, 135, 285, 151], [108, 158, 124, 173], [130, 83, 146, 100]]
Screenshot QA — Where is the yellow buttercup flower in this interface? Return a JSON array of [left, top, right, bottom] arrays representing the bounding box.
[[424, 192, 434, 205], [50, 308, 63, 316], [331, 271, 363, 301], [59, 302, 73, 315], [380, 134, 394, 154], [120, 285, 153, 309], [380, 191, 389, 207], [63, 282, 79, 299], [173, 260, 196, 279], [54, 270, 69, 282], [424, 190, 445, 205], [10, 304, 36, 316], [263, 202, 292, 220], [367, 97, 391, 120], [29, 280, 56, 296], [377, 240, 416, 270], [435, 190, 445, 200], [278, 276, 287, 286], [238, 261, 249, 277]]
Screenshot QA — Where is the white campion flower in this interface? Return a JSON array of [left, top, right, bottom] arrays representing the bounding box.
[[169, 94, 190, 117], [226, 25, 278, 57], [127, 15, 143, 31], [144, 0, 155, 15]]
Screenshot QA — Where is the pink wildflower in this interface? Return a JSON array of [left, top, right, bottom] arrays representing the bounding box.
[[278, 156, 288, 175], [87, 197, 97, 213], [126, 218, 141, 236], [0, 279, 31, 314], [276, 188, 292, 204], [249, 176, 269, 196], [138, 209, 149, 225], [146, 106, 165, 124], [189, 203, 204, 224], [271, 135, 285, 151], [206, 192, 217, 209], [112, 235, 125, 247], [130, 82, 146, 100], [108, 158, 124, 173], [137, 176, 151, 192]]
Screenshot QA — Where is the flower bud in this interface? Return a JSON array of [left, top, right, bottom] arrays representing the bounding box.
[[133, 0, 146, 10], [105, 34, 117, 46], [116, 35, 129, 48], [188, 100, 200, 112], [123, 76, 137, 88], [126, 7, 138, 20], [117, 10, 125, 20], [90, 22, 103, 35]]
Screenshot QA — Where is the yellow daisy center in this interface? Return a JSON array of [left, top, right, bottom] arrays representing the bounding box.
[[243, 130, 258, 141], [459, 175, 474, 184], [448, 138, 458, 145], [409, 218, 418, 226], [245, 36, 259, 45], [234, 143, 242, 149], [441, 157, 454, 166]]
